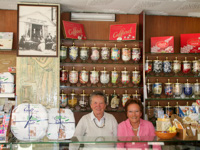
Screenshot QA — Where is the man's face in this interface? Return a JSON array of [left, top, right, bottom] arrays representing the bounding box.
[[90, 95, 106, 117]]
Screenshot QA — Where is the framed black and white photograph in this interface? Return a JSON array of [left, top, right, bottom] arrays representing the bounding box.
[[17, 4, 58, 57]]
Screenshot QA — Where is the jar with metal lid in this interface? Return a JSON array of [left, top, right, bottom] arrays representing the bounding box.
[[132, 90, 141, 101], [163, 57, 172, 74], [122, 90, 131, 107], [121, 67, 130, 86], [164, 102, 174, 117], [68, 90, 78, 110], [132, 67, 141, 86], [69, 43, 78, 62], [153, 56, 162, 76], [132, 47, 141, 63], [80, 44, 89, 62], [173, 79, 182, 98], [146, 79, 153, 98], [60, 90, 67, 108], [182, 57, 191, 74], [146, 102, 154, 120], [90, 67, 99, 86], [100, 67, 110, 86], [153, 79, 162, 98], [122, 45, 131, 62], [69, 67, 78, 85], [60, 66, 68, 83], [101, 44, 110, 62], [110, 90, 120, 111], [192, 57, 200, 76], [111, 67, 120, 87], [90, 44, 100, 62], [111, 44, 120, 61], [164, 79, 173, 98], [145, 57, 152, 74], [79, 67, 89, 86], [174, 102, 179, 115], [60, 45, 67, 61], [183, 79, 193, 98], [173, 57, 181, 75], [194, 79, 200, 97], [79, 90, 89, 111], [103, 90, 110, 111], [154, 102, 163, 118]]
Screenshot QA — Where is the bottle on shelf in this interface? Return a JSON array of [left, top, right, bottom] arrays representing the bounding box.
[[152, 79, 162, 98], [172, 57, 181, 75], [146, 102, 154, 121], [132, 45, 141, 63], [146, 79, 153, 98], [69, 43, 78, 62], [154, 102, 163, 118], [111, 67, 120, 87], [60, 45, 67, 62], [132, 90, 141, 101], [110, 90, 120, 111], [60, 90, 67, 108], [121, 67, 130, 87], [80, 43, 89, 62], [173, 79, 182, 98], [103, 90, 110, 111], [145, 56, 153, 75], [122, 45, 131, 63], [163, 57, 172, 75], [79, 90, 89, 111], [79, 67, 89, 86], [90, 44, 100, 62], [90, 67, 99, 87], [111, 44, 120, 61], [122, 90, 131, 107], [194, 79, 200, 98], [69, 67, 78, 85], [132, 67, 141, 87], [60, 66, 68, 84], [192, 57, 199, 76], [182, 57, 191, 75], [174, 102, 179, 115], [164, 79, 173, 98], [164, 102, 174, 117], [68, 90, 78, 110], [183, 79, 193, 98], [153, 56, 162, 76], [101, 44, 110, 62], [100, 67, 110, 87]]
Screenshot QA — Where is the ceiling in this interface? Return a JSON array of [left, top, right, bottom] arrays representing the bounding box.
[[1, 0, 200, 17]]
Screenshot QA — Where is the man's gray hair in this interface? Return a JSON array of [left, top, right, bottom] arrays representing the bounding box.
[[90, 91, 107, 104]]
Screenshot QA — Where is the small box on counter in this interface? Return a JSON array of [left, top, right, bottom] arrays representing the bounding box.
[[62, 21, 86, 40], [180, 33, 200, 53], [151, 36, 174, 53], [109, 23, 137, 41], [0, 32, 13, 50]]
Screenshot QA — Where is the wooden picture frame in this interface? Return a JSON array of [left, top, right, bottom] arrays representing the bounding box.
[[17, 4, 58, 57]]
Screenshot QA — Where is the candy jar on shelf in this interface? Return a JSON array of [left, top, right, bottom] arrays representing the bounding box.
[[132, 47, 141, 63], [173, 79, 182, 98], [194, 79, 200, 98], [90, 67, 99, 86], [100, 67, 110, 87], [145, 57, 152, 74], [80, 44, 89, 62], [192, 57, 200, 76], [122, 90, 131, 107], [132, 67, 141, 87], [111, 67, 120, 87], [69, 43, 78, 62], [122, 45, 131, 63], [68, 90, 78, 110], [60, 45, 67, 62], [183, 79, 193, 98], [146, 79, 153, 98], [103, 90, 110, 111], [60, 90, 67, 108], [121, 67, 130, 86], [174, 102, 179, 115], [90, 44, 100, 62], [182, 57, 191, 75], [153, 56, 162, 76], [69, 67, 78, 85], [146, 102, 154, 121], [101, 44, 110, 62], [172, 57, 181, 75], [110, 90, 120, 111], [163, 57, 172, 75], [60, 66, 68, 83], [154, 102, 163, 118], [79, 90, 89, 111], [132, 90, 141, 101], [164, 102, 174, 117], [79, 67, 89, 86], [164, 79, 173, 98], [111, 44, 120, 61], [152, 79, 162, 98]]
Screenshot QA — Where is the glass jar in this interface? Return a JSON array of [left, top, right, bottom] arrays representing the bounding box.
[[79, 90, 89, 111], [132, 90, 141, 101], [174, 102, 179, 115], [194, 79, 200, 98], [122, 45, 131, 62], [103, 90, 110, 111], [122, 90, 131, 107], [163, 57, 172, 75], [121, 67, 130, 86], [79, 67, 89, 86], [164, 102, 174, 117], [183, 79, 193, 98], [101, 44, 110, 62], [111, 67, 120, 87], [173, 79, 182, 98], [60, 46, 67, 61], [132, 67, 141, 86], [68, 90, 78, 110], [182, 57, 191, 74], [146, 79, 153, 98], [153, 79, 162, 98], [192, 57, 200, 76], [173, 57, 181, 75], [132, 48, 141, 63], [153, 56, 162, 76], [60, 66, 68, 83], [110, 90, 120, 111], [90, 44, 100, 62], [146, 102, 154, 121], [80, 44, 89, 62], [60, 90, 67, 108], [164, 79, 173, 98], [69, 43, 78, 62], [100, 67, 110, 86], [69, 67, 78, 85], [154, 102, 163, 118], [90, 67, 99, 86], [111, 44, 120, 61], [145, 57, 153, 74]]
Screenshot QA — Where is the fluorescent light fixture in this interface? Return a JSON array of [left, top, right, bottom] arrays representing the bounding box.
[[71, 12, 115, 21]]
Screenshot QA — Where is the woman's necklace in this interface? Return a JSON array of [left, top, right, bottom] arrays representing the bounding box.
[[132, 127, 139, 131], [93, 118, 105, 128]]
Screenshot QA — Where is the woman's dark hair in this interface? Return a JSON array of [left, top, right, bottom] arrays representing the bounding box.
[[124, 99, 143, 116]]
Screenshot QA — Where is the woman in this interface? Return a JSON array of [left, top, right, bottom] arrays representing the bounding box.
[[117, 99, 159, 149]]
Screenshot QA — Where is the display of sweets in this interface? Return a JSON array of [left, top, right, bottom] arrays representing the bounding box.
[[60, 90, 67, 108], [80, 44, 89, 62], [132, 47, 141, 63], [111, 44, 120, 61], [122, 45, 131, 62], [153, 79, 162, 98], [101, 44, 110, 62], [90, 44, 100, 62], [163, 57, 172, 74], [69, 43, 78, 62], [153, 56, 162, 76], [145, 57, 153, 74], [172, 57, 181, 75], [100, 67, 110, 86], [111, 67, 120, 86], [79, 67, 89, 85], [183, 79, 193, 98], [122, 90, 131, 107], [164, 79, 173, 98], [132, 90, 141, 101], [110, 90, 120, 111], [60, 46, 67, 61], [194, 79, 200, 97], [121, 67, 130, 86], [68, 90, 78, 110], [146, 79, 153, 97], [192, 57, 200, 76], [60, 66, 68, 82], [132, 67, 141, 86], [90, 67, 99, 86], [79, 90, 89, 111], [182, 57, 191, 74], [69, 67, 78, 84], [173, 79, 182, 98]]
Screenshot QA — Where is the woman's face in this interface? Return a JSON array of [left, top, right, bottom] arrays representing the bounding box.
[[127, 103, 142, 125]]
